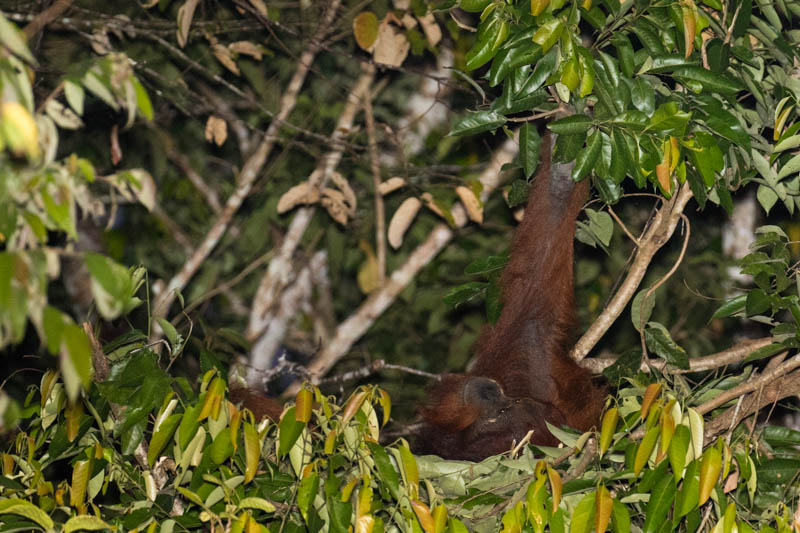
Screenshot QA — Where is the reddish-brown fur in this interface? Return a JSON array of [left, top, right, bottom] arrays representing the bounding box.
[[229, 386, 284, 421], [417, 134, 606, 461]]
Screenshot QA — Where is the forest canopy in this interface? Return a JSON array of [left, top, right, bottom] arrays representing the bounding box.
[[0, 0, 799, 532]]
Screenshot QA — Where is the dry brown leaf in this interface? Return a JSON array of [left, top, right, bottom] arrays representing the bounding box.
[[277, 182, 320, 214], [176, 0, 200, 48], [212, 44, 240, 75], [248, 0, 268, 16], [229, 41, 264, 60], [417, 13, 442, 47], [420, 192, 446, 219], [205, 116, 228, 146], [456, 186, 483, 224], [90, 30, 112, 55], [378, 177, 406, 195], [321, 190, 349, 225], [373, 21, 410, 67], [328, 171, 356, 216], [400, 14, 418, 29], [722, 471, 739, 493], [388, 197, 421, 248]]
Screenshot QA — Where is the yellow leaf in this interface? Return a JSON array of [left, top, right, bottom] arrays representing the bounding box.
[[531, 0, 550, 16], [342, 390, 367, 424], [71, 459, 90, 507], [595, 486, 613, 533], [243, 421, 259, 483], [641, 383, 662, 419], [547, 465, 562, 512], [295, 388, 312, 423], [682, 4, 696, 58], [634, 426, 659, 476], [66, 399, 82, 442], [699, 446, 722, 505], [357, 240, 380, 294], [353, 12, 379, 51], [599, 407, 618, 456], [411, 500, 435, 533]]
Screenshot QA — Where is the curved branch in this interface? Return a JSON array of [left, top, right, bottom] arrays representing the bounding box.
[[571, 181, 694, 361], [579, 337, 774, 374]]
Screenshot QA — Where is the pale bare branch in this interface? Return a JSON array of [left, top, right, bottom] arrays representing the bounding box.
[[152, 0, 343, 321], [571, 182, 694, 361]]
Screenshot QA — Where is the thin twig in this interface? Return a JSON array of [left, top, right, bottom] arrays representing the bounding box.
[[24, 0, 75, 39], [607, 206, 640, 246], [571, 182, 694, 361], [638, 213, 691, 358], [364, 85, 386, 285]]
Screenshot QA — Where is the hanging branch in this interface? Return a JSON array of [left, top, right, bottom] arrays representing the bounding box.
[[364, 87, 387, 285], [570, 181, 694, 361], [151, 0, 343, 322]]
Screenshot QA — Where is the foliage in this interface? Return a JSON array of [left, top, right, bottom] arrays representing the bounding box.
[[1, 0, 800, 531], [0, 12, 154, 405], [3, 366, 800, 532]]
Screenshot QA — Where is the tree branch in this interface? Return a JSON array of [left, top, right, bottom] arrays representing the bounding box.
[[285, 133, 520, 394], [151, 0, 342, 322], [570, 181, 694, 361], [579, 337, 774, 374]]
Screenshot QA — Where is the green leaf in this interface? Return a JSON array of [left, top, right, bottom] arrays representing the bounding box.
[[277, 406, 306, 457], [148, 413, 181, 466], [610, 500, 630, 533], [572, 129, 601, 181], [669, 425, 691, 481], [672, 66, 742, 94], [464, 255, 507, 275], [645, 323, 690, 369], [611, 34, 634, 78], [570, 492, 596, 533], [549, 114, 592, 135], [443, 281, 487, 308], [131, 77, 154, 121], [642, 475, 677, 533], [0, 498, 54, 530], [647, 55, 698, 73], [743, 343, 785, 363], [712, 294, 746, 318], [487, 40, 543, 86], [450, 110, 507, 137], [366, 442, 401, 499], [519, 122, 542, 179], [64, 515, 113, 532], [507, 179, 530, 207], [631, 289, 656, 333], [297, 472, 319, 522], [0, 13, 37, 65], [675, 459, 699, 516], [532, 17, 564, 53], [745, 289, 770, 316], [647, 102, 691, 135]]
